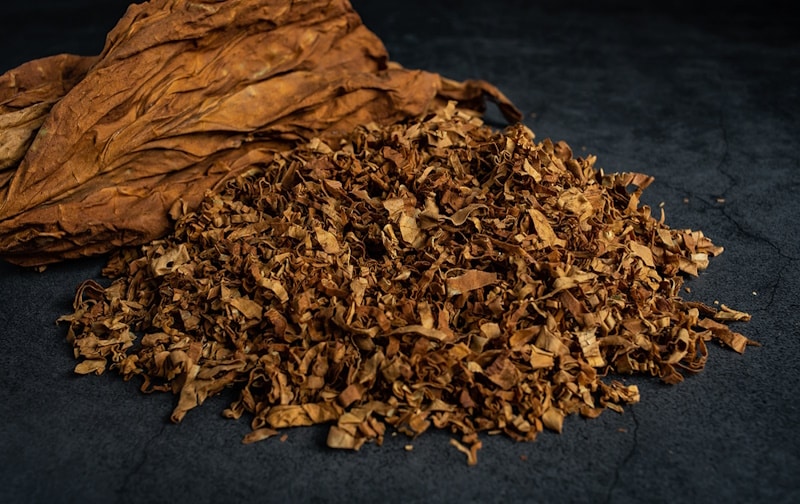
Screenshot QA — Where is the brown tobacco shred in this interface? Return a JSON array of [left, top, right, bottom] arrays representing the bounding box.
[[59, 104, 755, 462], [0, 0, 519, 266]]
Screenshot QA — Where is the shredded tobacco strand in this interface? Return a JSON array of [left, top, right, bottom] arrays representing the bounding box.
[[60, 104, 754, 463]]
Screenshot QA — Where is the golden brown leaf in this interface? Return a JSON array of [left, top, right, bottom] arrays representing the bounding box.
[[0, 0, 520, 266]]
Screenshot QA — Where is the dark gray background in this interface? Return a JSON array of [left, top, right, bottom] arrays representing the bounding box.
[[1, 1, 798, 503]]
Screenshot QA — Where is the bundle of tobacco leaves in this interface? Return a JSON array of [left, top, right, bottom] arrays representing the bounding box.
[[60, 104, 754, 464], [0, 0, 518, 266]]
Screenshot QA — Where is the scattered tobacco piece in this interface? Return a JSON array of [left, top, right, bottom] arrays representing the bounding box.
[[0, 0, 519, 266], [59, 104, 754, 463]]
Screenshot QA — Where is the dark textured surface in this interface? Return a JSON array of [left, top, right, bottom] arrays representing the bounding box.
[[1, 1, 798, 503]]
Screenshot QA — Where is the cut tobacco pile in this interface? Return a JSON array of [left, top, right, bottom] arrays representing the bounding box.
[[60, 104, 754, 464], [2, 0, 754, 465]]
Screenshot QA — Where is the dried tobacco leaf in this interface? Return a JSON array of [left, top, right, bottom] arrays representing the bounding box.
[[60, 105, 754, 463], [0, 0, 520, 266], [0, 54, 96, 173]]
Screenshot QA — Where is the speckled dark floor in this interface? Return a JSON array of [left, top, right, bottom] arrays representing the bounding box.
[[1, 1, 798, 503]]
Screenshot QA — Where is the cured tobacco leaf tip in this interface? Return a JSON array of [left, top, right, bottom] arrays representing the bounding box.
[[60, 103, 754, 465]]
